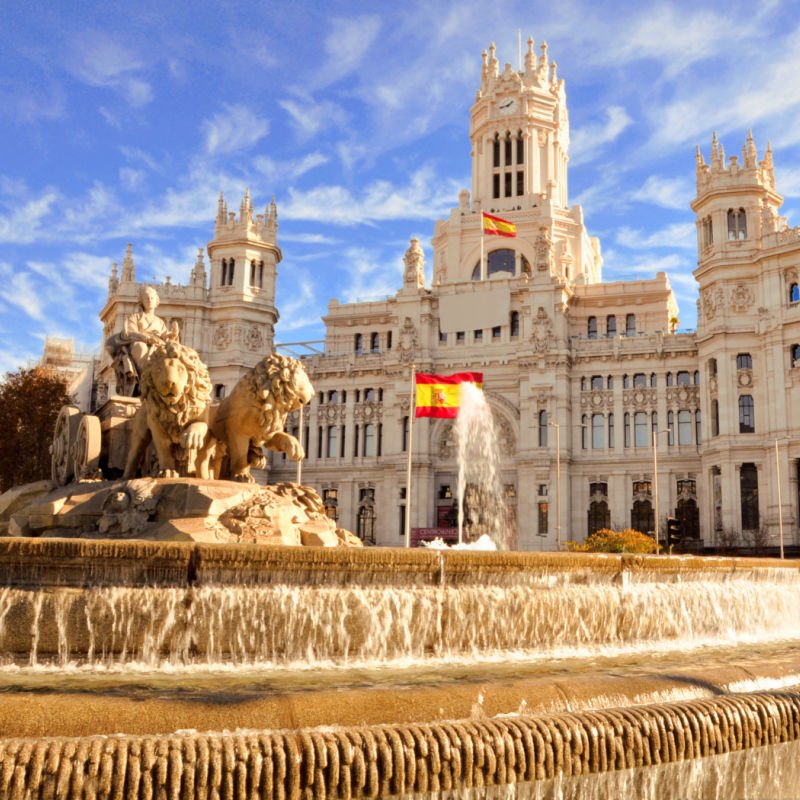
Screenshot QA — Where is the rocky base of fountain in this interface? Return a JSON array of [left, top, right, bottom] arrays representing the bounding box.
[[0, 479, 362, 548], [1, 691, 799, 799]]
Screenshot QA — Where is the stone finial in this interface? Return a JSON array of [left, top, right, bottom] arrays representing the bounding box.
[[525, 36, 536, 73], [216, 192, 226, 225], [108, 262, 119, 294], [403, 237, 425, 289], [121, 243, 136, 283], [191, 248, 207, 288], [550, 60, 558, 85], [539, 41, 548, 72], [711, 132, 719, 168], [745, 129, 757, 169], [488, 42, 498, 77]]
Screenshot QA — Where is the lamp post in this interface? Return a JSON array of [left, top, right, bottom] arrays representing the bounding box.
[[549, 419, 561, 551], [652, 428, 671, 554]]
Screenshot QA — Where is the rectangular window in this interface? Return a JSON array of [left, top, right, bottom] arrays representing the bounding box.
[[493, 138, 500, 168], [326, 425, 338, 459], [493, 174, 500, 199], [624, 413, 630, 448], [474, 329, 483, 341], [504, 137, 512, 165], [439, 329, 447, 343], [504, 172, 512, 197], [538, 501, 549, 535], [317, 426, 323, 459], [678, 410, 692, 445], [634, 412, 648, 448], [456, 331, 465, 343], [516, 136, 524, 164], [516, 170, 524, 196], [538, 484, 548, 496], [340, 425, 346, 458], [402, 416, 409, 452], [386, 331, 392, 350], [353, 424, 359, 457], [608, 413, 615, 449], [592, 414, 604, 449], [492, 326, 501, 339], [739, 395, 755, 433]]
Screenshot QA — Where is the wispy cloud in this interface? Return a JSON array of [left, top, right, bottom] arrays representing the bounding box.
[[0, 191, 59, 244], [281, 166, 461, 224], [630, 175, 694, 210], [616, 223, 696, 250], [319, 15, 381, 87], [65, 32, 153, 106], [340, 246, 402, 303], [203, 104, 269, 156], [570, 106, 632, 166]]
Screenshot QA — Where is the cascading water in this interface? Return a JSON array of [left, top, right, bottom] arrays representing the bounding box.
[[1, 540, 800, 798], [455, 382, 508, 548]]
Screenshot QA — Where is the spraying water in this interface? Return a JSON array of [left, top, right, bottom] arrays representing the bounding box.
[[455, 382, 508, 548]]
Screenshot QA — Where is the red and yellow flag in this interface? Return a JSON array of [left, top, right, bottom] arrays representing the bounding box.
[[415, 372, 484, 418], [482, 211, 517, 238]]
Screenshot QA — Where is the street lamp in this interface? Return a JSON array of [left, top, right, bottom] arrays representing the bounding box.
[[548, 419, 561, 551]]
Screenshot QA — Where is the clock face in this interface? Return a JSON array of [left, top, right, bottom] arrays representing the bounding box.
[[498, 97, 517, 115]]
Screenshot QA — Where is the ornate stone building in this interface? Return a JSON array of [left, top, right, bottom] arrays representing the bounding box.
[[269, 39, 800, 552], [95, 190, 281, 404]]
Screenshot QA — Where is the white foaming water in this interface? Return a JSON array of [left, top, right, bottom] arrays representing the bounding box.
[[2, 575, 800, 671], [455, 382, 509, 548]]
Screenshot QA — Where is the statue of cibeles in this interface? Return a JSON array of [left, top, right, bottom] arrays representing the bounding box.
[[106, 285, 177, 397]]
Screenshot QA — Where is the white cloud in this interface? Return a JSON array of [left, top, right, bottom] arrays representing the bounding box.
[[280, 98, 347, 140], [616, 223, 696, 250], [630, 175, 693, 210], [340, 247, 402, 303], [253, 152, 329, 182], [0, 272, 46, 321], [320, 16, 381, 86], [119, 167, 145, 191], [0, 191, 59, 244], [570, 106, 632, 166], [281, 166, 460, 225], [203, 104, 269, 156], [66, 32, 153, 107]]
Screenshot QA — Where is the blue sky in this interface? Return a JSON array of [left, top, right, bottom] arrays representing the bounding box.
[[2, 0, 800, 373]]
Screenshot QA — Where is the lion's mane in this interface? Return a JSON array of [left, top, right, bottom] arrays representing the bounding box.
[[245, 354, 307, 433], [139, 341, 212, 439]]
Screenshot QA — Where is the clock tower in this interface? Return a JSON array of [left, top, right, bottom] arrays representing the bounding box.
[[470, 38, 569, 213]]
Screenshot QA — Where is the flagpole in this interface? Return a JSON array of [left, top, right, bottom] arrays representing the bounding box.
[[296, 404, 304, 484], [518, 29, 522, 71], [404, 363, 416, 549], [480, 219, 486, 281]]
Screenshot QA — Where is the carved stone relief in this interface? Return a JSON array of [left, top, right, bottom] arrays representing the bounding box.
[[534, 227, 553, 272], [530, 307, 554, 353], [702, 287, 724, 321], [729, 284, 754, 314], [398, 317, 418, 364], [214, 324, 232, 350]]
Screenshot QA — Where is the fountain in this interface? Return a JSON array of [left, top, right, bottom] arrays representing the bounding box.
[[0, 538, 799, 797], [1, 330, 799, 797]]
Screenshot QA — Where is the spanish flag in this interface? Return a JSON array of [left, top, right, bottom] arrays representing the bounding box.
[[482, 211, 517, 238], [415, 372, 484, 418]]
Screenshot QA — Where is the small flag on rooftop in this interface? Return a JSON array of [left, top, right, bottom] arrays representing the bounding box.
[[482, 212, 517, 238]]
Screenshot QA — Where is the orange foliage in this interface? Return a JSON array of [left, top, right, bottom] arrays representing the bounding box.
[[565, 527, 656, 554]]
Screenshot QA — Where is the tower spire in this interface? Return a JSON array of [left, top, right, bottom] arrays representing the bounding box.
[[745, 129, 757, 168], [524, 36, 535, 74], [121, 243, 135, 283]]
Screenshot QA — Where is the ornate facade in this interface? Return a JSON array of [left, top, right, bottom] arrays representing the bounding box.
[[269, 39, 800, 552]]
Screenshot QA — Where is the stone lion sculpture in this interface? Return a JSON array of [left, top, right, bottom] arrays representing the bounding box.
[[123, 339, 213, 479], [207, 354, 314, 482]]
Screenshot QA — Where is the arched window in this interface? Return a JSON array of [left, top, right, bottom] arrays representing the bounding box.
[[631, 499, 654, 534], [708, 359, 717, 377], [370, 332, 380, 353], [357, 488, 376, 545], [257, 261, 264, 288], [472, 248, 517, 280], [740, 463, 759, 531], [650, 373, 657, 388], [666, 372, 673, 386], [538, 410, 548, 447], [607, 375, 614, 390], [214, 384, 225, 400], [364, 388, 375, 402], [633, 372, 646, 388], [581, 377, 587, 391], [626, 314, 636, 336], [510, 311, 520, 337], [739, 395, 755, 433], [588, 500, 610, 535], [678, 410, 692, 445], [606, 315, 617, 337], [791, 344, 800, 367], [587, 316, 598, 339], [727, 208, 747, 241], [736, 353, 752, 370], [328, 390, 339, 404], [227, 259, 235, 285], [693, 370, 700, 385], [221, 258, 228, 286], [354, 333, 363, 354], [591, 375, 603, 390], [592, 413, 604, 449], [623, 374, 630, 389], [492, 133, 500, 169], [700, 216, 714, 249], [791, 283, 800, 303], [676, 370, 691, 386], [676, 497, 700, 540]]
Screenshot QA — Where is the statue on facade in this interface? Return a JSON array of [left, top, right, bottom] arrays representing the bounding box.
[[106, 286, 177, 396]]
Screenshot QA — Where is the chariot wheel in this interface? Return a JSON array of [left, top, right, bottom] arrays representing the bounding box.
[[72, 414, 102, 480], [50, 406, 81, 486]]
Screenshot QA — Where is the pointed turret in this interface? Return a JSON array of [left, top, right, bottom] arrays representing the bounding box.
[[240, 188, 253, 224], [216, 192, 226, 225], [550, 60, 558, 86], [108, 262, 119, 294], [538, 41, 548, 74], [488, 42, 498, 78], [121, 243, 135, 283], [524, 36, 536, 75], [711, 132, 720, 169], [745, 129, 757, 169], [191, 247, 207, 288]]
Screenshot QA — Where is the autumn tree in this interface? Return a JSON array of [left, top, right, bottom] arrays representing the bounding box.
[[0, 367, 73, 492]]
